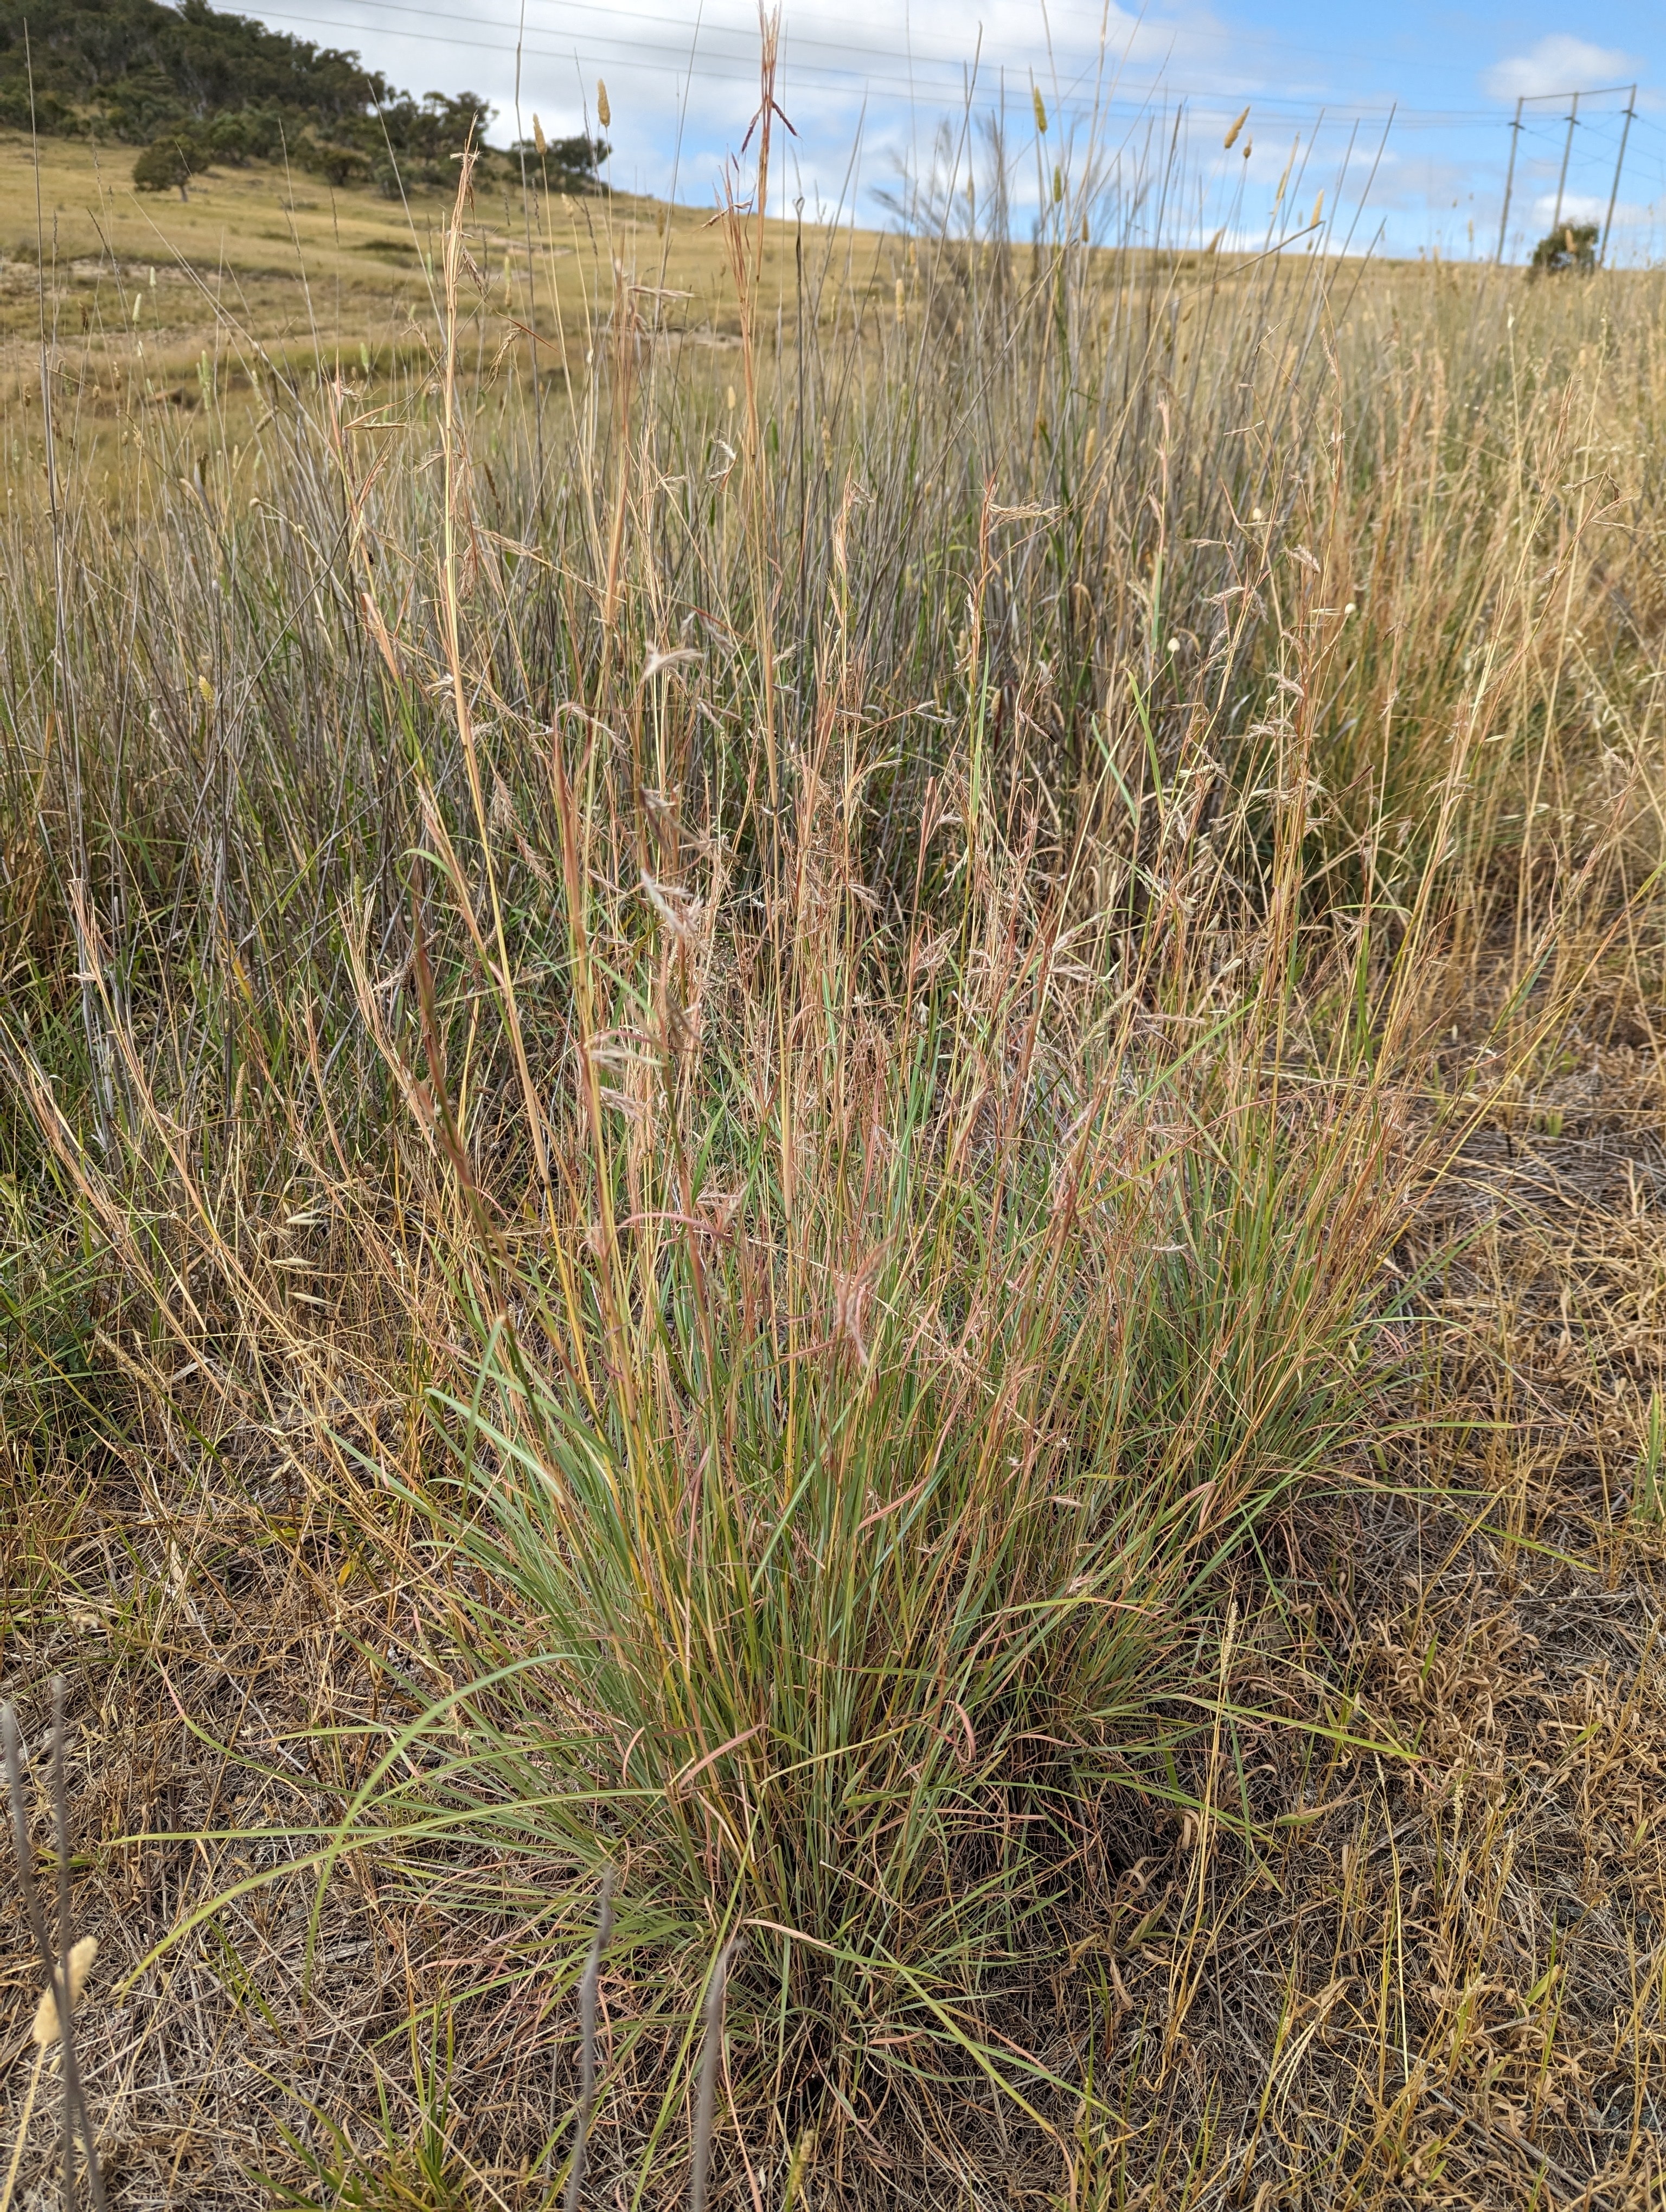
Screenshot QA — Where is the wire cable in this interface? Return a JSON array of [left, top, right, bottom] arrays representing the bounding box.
[[245, 0, 1587, 130]]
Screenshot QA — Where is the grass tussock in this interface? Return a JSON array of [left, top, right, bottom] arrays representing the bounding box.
[[3, 46, 1666, 2209]]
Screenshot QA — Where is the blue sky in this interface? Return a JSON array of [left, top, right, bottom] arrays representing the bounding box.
[[246, 1, 1666, 258]]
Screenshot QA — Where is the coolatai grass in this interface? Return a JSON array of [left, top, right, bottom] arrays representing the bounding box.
[[4, 52, 1666, 2211]]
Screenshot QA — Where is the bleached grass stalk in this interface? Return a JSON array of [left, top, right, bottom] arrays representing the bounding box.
[[561, 1868, 615, 2211], [1, 1692, 106, 2212], [689, 1939, 735, 2212], [0, 1940, 99, 2212]]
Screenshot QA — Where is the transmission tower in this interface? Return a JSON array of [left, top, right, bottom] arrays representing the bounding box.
[[1495, 82, 1637, 266]]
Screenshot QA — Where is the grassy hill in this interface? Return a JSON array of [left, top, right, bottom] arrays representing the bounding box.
[[0, 0, 392, 138], [0, 0, 600, 195], [0, 124, 903, 486]]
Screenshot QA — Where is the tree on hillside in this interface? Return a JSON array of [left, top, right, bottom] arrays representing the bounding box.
[[0, 0, 385, 139], [0, 0, 498, 195], [509, 129, 610, 193], [131, 128, 199, 195]]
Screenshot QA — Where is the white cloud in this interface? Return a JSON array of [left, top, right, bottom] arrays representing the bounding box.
[[1483, 35, 1633, 103], [248, 0, 1245, 207], [1530, 190, 1641, 224]]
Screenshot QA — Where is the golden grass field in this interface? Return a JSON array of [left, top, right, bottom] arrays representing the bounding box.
[[0, 131, 903, 408], [2, 79, 1666, 2212]]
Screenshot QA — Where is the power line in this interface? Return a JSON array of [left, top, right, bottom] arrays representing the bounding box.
[[254, 0, 1636, 104], [244, 0, 1560, 130]]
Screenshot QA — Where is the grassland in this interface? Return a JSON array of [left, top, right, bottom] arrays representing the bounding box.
[[2, 73, 1666, 2212], [0, 130, 894, 403]]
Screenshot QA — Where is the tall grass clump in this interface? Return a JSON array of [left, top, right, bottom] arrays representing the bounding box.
[[368, 723, 1424, 2157], [3, 39, 1665, 2198]]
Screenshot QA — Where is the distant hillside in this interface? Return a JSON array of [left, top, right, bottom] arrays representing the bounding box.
[[0, 0, 604, 195]]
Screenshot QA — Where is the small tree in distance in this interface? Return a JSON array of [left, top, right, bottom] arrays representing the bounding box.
[[132, 134, 204, 200], [511, 132, 610, 191], [1530, 221, 1598, 275]]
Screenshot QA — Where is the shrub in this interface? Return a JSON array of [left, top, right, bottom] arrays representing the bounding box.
[[1529, 220, 1598, 274], [202, 106, 283, 165], [299, 136, 370, 188], [509, 129, 609, 190], [131, 133, 207, 197]]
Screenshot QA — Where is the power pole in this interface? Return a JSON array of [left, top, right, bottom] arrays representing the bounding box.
[[1599, 85, 1637, 265], [1551, 90, 1579, 237], [1496, 95, 1523, 263]]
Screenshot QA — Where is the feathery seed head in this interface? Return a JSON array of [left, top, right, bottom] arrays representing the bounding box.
[[32, 1937, 98, 2047], [596, 79, 611, 128], [1223, 106, 1249, 151]]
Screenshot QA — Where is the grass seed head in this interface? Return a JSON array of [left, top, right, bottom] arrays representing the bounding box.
[[31, 1937, 98, 2047]]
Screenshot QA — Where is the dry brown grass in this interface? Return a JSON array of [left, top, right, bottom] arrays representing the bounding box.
[[0, 126, 901, 453], [8, 1182, 1666, 2209], [3, 67, 1666, 2211]]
